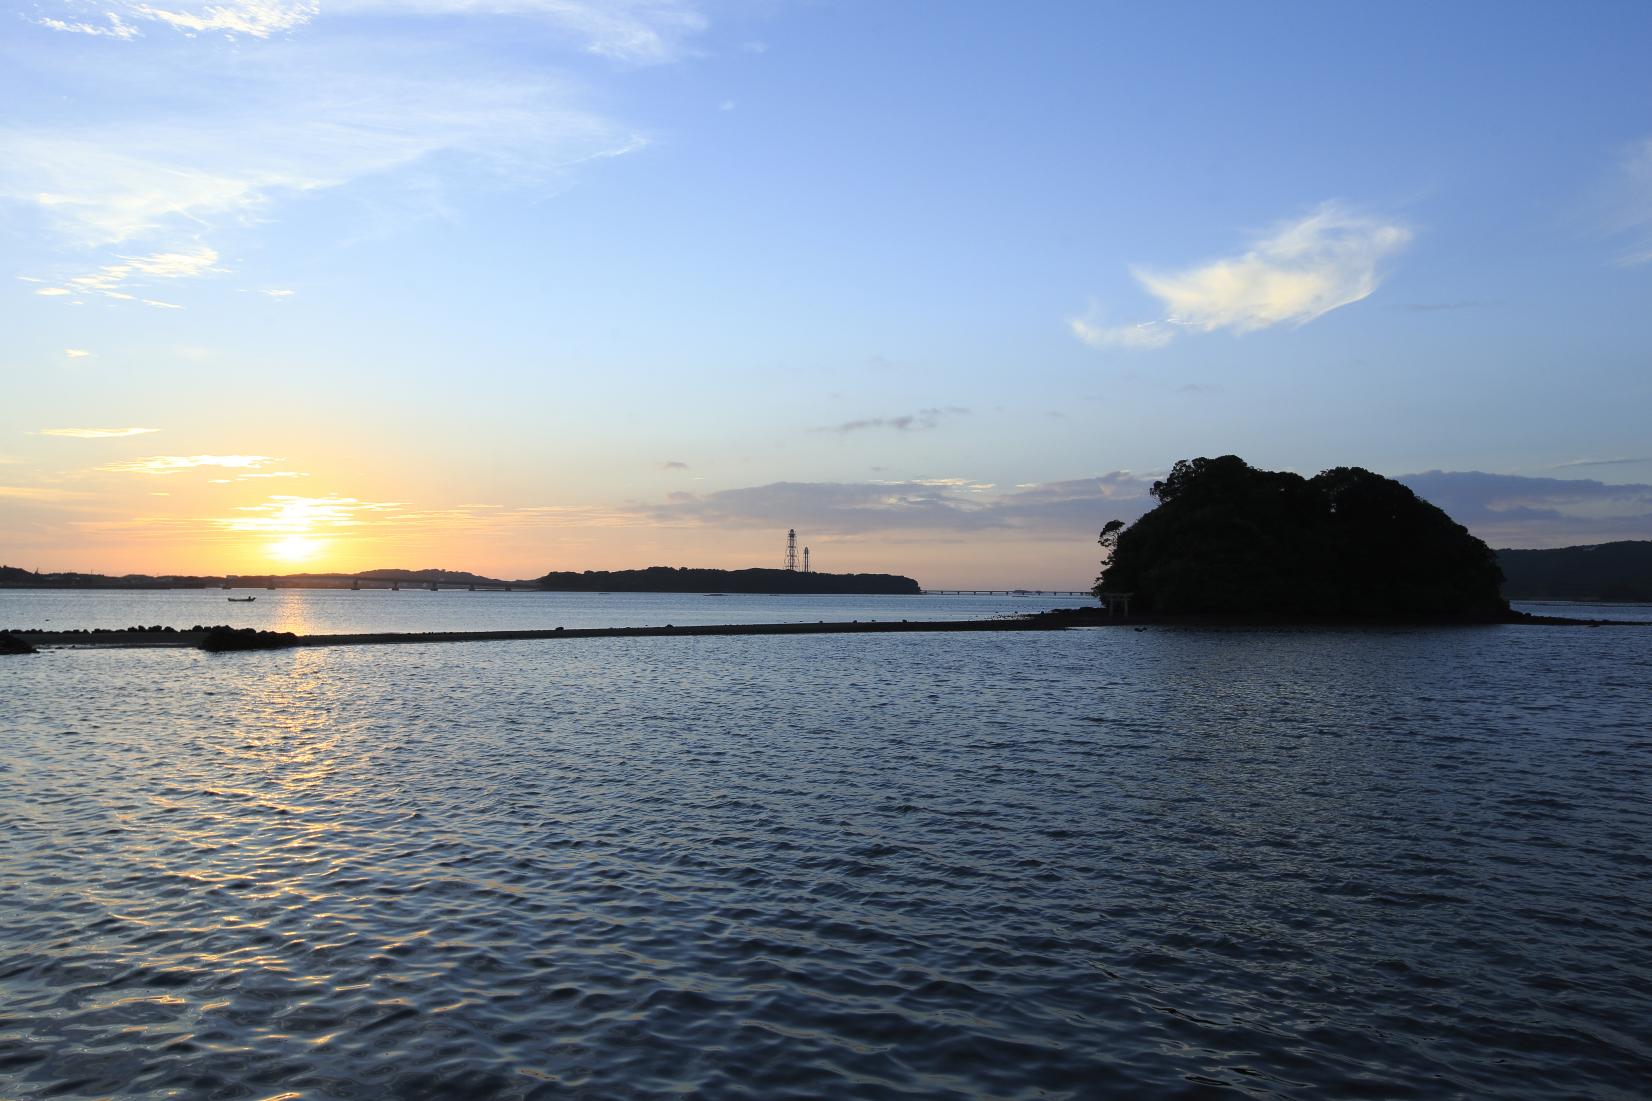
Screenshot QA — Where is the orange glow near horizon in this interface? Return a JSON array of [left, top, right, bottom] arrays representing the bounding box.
[[6, 478, 1104, 588]]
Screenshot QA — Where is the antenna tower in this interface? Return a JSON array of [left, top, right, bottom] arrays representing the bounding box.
[[785, 528, 799, 571], [803, 547, 811, 573]]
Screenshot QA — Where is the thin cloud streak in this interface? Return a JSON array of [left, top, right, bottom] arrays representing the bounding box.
[[1, 91, 639, 250], [1552, 456, 1651, 470], [101, 454, 278, 474], [9, 3, 670, 266], [31, 247, 220, 302], [1068, 316, 1173, 350], [41, 427, 160, 438], [822, 407, 969, 433], [35, 12, 141, 37], [130, 1, 318, 37]]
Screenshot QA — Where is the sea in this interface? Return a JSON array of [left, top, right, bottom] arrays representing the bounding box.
[[3, 590, 1650, 1099]]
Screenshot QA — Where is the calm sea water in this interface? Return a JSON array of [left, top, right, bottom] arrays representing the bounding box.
[[1, 589, 1646, 637], [0, 589, 1096, 635], [3, 606, 1650, 1098]]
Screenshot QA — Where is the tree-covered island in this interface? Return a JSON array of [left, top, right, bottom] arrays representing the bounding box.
[[1093, 455, 1508, 618], [534, 566, 920, 595]]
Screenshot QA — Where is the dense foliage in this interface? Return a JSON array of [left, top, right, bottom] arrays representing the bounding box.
[[535, 566, 921, 595], [1095, 455, 1506, 616]]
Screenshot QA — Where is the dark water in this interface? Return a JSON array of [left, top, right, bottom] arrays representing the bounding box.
[[4, 625, 1650, 1098]]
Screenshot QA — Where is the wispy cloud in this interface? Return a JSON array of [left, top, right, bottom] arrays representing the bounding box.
[[9, 2, 677, 264], [40, 426, 159, 438], [36, 11, 140, 37], [30, 247, 220, 302], [1552, 456, 1652, 470], [33, 2, 317, 41], [1140, 205, 1411, 332], [35, 0, 707, 61], [1071, 203, 1411, 351], [822, 407, 969, 433], [101, 454, 277, 474], [2, 90, 644, 261], [64, 348, 92, 359], [1068, 315, 1173, 350], [1600, 137, 1652, 266], [131, 1, 318, 37]]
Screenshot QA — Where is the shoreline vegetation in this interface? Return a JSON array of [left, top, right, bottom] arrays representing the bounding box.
[[2, 606, 1643, 655]]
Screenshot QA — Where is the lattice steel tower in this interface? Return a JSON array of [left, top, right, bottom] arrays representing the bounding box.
[[785, 528, 799, 571]]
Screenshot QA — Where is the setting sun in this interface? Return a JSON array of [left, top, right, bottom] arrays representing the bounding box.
[[268, 536, 324, 564]]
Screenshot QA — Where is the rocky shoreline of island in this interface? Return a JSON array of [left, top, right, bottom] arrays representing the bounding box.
[[1018, 606, 1647, 629]]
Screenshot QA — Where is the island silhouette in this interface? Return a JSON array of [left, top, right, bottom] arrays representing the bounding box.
[[1093, 455, 1508, 618], [533, 566, 918, 595]]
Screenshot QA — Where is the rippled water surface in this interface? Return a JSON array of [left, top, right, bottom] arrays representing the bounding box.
[[4, 625, 1650, 1098], [0, 589, 1095, 635]]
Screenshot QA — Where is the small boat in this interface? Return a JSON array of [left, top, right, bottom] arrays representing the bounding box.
[[227, 596, 257, 602]]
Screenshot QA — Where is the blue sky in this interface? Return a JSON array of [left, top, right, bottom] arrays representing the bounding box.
[[3, 1, 1651, 585]]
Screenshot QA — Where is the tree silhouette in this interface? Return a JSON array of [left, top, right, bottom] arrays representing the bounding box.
[[1095, 456, 1505, 616]]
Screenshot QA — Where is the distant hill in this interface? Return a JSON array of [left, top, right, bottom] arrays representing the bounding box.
[[2, 564, 920, 593], [535, 566, 921, 595], [330, 568, 511, 586], [1496, 541, 1652, 602], [0, 566, 514, 589], [1, 565, 217, 589]]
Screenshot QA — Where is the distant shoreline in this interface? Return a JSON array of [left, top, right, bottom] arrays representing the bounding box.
[[0, 565, 923, 595]]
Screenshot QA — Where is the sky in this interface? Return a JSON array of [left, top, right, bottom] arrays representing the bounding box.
[[3, 1, 1651, 588]]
